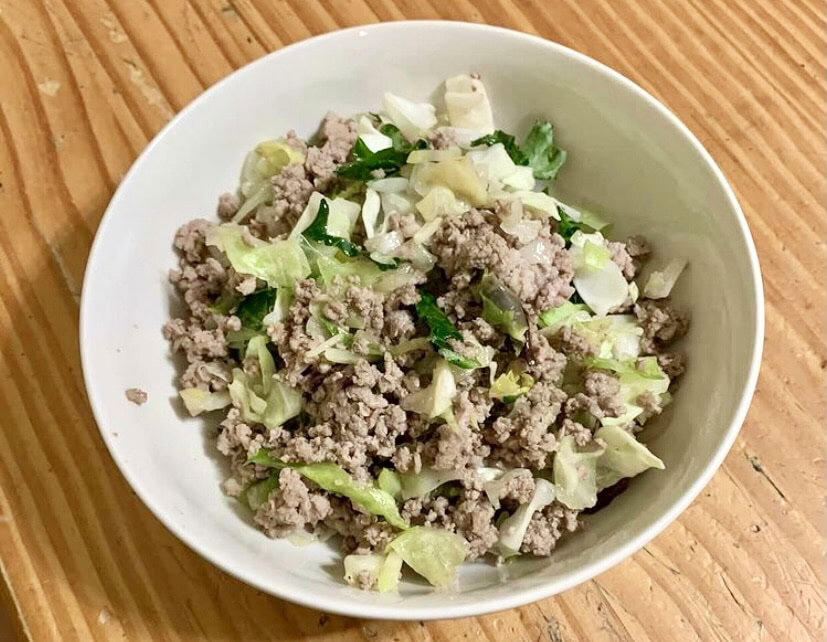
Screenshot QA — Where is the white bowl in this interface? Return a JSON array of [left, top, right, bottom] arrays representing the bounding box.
[[80, 21, 763, 620]]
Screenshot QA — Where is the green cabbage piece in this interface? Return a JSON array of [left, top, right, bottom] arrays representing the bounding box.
[[316, 254, 384, 287], [401, 358, 457, 418], [248, 451, 408, 530], [178, 388, 231, 416], [206, 224, 310, 289], [228, 337, 301, 429], [386, 526, 468, 588], [497, 478, 556, 556], [397, 468, 464, 500], [241, 474, 279, 511], [489, 371, 534, 403], [479, 274, 528, 343], [595, 425, 665, 490], [538, 302, 592, 334], [377, 468, 402, 499], [552, 436, 605, 510], [343, 552, 403, 592]]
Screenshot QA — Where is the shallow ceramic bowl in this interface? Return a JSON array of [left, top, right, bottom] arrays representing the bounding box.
[[80, 21, 763, 620]]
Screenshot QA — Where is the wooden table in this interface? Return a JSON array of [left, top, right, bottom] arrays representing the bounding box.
[[0, 0, 823, 640]]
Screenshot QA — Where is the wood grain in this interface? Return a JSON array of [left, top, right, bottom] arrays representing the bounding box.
[[0, 0, 824, 640]]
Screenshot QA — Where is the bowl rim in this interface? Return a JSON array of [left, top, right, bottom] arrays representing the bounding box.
[[80, 20, 765, 621]]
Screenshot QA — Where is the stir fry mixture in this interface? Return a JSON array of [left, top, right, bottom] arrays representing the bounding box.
[[163, 75, 690, 591]]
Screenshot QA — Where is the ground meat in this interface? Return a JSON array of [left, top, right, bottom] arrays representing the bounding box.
[[304, 112, 358, 192], [657, 352, 687, 379], [429, 127, 459, 149], [636, 391, 663, 420], [125, 388, 147, 405], [549, 325, 597, 359], [325, 496, 395, 553], [385, 211, 421, 239], [453, 490, 499, 560], [583, 370, 625, 417], [429, 209, 574, 316], [217, 192, 240, 220], [520, 504, 579, 556], [485, 381, 566, 468], [497, 469, 536, 505], [525, 330, 567, 383], [267, 163, 314, 232], [608, 241, 636, 280], [635, 299, 690, 353], [254, 468, 332, 538], [558, 418, 593, 446], [428, 424, 490, 471]]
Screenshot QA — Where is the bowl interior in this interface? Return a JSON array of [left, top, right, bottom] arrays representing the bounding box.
[[81, 22, 762, 620]]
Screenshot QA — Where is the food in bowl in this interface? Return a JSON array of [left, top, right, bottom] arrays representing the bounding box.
[[162, 74, 689, 592]]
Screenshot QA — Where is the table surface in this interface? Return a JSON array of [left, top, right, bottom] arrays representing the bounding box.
[[0, 0, 824, 640]]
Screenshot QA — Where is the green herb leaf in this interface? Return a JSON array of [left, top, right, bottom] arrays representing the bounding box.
[[235, 288, 278, 331], [415, 291, 479, 369], [471, 130, 528, 165], [303, 198, 361, 257], [336, 125, 426, 181], [522, 120, 567, 180]]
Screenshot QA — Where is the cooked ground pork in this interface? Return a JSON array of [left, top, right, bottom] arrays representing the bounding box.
[[163, 109, 691, 585], [125, 388, 147, 405]]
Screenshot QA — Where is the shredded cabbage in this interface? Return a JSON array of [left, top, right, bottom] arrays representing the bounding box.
[[644, 258, 687, 299], [397, 468, 464, 500], [377, 468, 402, 499], [489, 370, 534, 403], [382, 92, 437, 141], [538, 302, 592, 333], [408, 148, 463, 164], [179, 388, 231, 416], [356, 115, 393, 152], [499, 199, 541, 244], [569, 231, 630, 316], [401, 358, 456, 418], [367, 177, 409, 193], [261, 287, 293, 326], [595, 425, 665, 490], [361, 188, 383, 239], [343, 551, 403, 592], [552, 436, 604, 510], [416, 186, 468, 221], [410, 157, 487, 206], [290, 192, 360, 241], [444, 74, 495, 134], [206, 224, 311, 289], [386, 526, 468, 588], [502, 191, 562, 220], [497, 478, 556, 556], [241, 474, 279, 511], [480, 468, 530, 510], [316, 255, 384, 287]]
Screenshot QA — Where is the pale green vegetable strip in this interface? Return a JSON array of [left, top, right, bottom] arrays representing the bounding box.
[[387, 526, 468, 588]]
